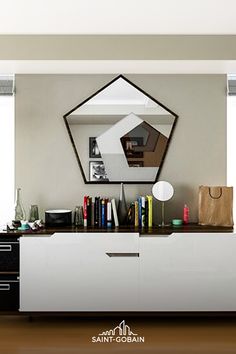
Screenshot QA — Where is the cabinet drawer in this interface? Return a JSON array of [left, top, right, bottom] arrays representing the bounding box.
[[0, 276, 19, 311], [0, 241, 19, 272], [50, 233, 140, 255]]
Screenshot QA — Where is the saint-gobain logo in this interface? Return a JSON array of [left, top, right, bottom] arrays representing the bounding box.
[[92, 320, 145, 343]]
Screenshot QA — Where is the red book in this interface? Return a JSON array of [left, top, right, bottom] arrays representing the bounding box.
[[83, 196, 88, 227]]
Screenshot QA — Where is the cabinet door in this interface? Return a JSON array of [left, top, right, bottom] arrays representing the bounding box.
[[0, 275, 19, 311], [101, 251, 139, 311], [140, 233, 236, 311], [20, 233, 139, 312], [0, 240, 19, 272]]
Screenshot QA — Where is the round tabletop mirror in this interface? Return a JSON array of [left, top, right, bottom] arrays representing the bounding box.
[[152, 181, 174, 202], [152, 181, 174, 227]]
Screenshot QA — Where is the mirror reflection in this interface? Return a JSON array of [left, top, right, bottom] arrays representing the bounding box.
[[64, 76, 178, 183]]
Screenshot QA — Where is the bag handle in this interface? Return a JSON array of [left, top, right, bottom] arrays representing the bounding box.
[[208, 187, 222, 199]]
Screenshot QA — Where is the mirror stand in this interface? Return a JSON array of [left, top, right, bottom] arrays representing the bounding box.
[[159, 201, 170, 227]]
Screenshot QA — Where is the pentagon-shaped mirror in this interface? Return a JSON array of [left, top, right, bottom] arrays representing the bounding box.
[[64, 75, 178, 184]]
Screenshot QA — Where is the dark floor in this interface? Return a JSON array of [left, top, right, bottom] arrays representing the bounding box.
[[1, 315, 236, 354]]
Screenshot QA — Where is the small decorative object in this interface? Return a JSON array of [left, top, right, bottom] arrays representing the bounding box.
[[89, 137, 101, 158], [18, 221, 30, 231], [29, 205, 39, 222], [35, 219, 44, 228], [117, 183, 127, 225], [74, 206, 80, 226], [74, 206, 84, 226], [198, 186, 233, 227], [172, 219, 183, 226], [152, 181, 174, 227], [28, 219, 44, 230], [183, 204, 189, 224], [11, 220, 21, 229], [89, 161, 108, 182], [45, 210, 72, 227], [14, 188, 26, 221], [28, 222, 38, 231]]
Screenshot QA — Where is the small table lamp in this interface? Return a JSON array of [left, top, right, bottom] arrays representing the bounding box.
[[152, 181, 174, 227]]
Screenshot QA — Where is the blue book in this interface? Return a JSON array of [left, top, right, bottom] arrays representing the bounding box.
[[138, 197, 142, 228], [101, 199, 105, 227]]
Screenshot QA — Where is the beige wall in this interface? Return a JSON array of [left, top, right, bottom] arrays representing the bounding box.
[[1, 35, 236, 59], [15, 74, 227, 223]]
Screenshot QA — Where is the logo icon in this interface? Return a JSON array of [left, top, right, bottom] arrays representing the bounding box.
[[92, 320, 145, 343]]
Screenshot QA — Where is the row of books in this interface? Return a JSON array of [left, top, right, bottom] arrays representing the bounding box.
[[83, 195, 153, 228], [83, 196, 119, 228], [127, 196, 153, 228]]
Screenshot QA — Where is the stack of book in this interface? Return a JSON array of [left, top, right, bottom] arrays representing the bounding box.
[[83, 196, 119, 228], [82, 195, 153, 228], [127, 196, 153, 228]]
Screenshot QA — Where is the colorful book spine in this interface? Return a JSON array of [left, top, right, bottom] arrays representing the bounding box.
[[147, 195, 153, 228], [83, 194, 153, 229], [138, 197, 142, 227], [87, 197, 92, 226], [94, 197, 100, 227], [101, 199, 105, 227], [104, 198, 108, 227], [141, 196, 145, 227], [107, 200, 112, 228], [99, 199, 102, 228], [83, 196, 88, 227], [131, 203, 135, 225], [134, 201, 139, 227], [127, 204, 133, 225], [91, 201, 95, 227], [145, 198, 148, 227], [111, 198, 119, 227]]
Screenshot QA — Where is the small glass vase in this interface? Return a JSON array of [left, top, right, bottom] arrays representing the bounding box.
[[29, 205, 39, 222], [14, 188, 26, 221], [74, 206, 84, 226]]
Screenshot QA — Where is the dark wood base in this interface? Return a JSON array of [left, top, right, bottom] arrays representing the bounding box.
[[0, 223, 233, 238], [2, 311, 236, 318]]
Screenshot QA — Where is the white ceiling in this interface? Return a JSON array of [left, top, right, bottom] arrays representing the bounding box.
[[0, 60, 236, 74], [0, 0, 236, 34], [1, 0, 236, 74]]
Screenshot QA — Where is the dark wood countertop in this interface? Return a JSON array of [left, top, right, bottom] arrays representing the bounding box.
[[0, 223, 233, 238]]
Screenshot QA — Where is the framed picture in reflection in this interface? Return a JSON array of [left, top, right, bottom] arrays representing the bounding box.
[[89, 161, 108, 182], [128, 161, 144, 167], [121, 137, 144, 158], [89, 137, 101, 158]]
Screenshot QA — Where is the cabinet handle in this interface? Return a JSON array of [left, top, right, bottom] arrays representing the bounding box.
[[106, 253, 139, 257], [0, 284, 10, 291], [0, 245, 12, 252]]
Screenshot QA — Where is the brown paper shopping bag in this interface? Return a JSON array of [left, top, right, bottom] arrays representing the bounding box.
[[198, 186, 234, 227]]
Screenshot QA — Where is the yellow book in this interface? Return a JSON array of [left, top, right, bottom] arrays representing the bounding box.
[[134, 201, 139, 227], [147, 195, 153, 228]]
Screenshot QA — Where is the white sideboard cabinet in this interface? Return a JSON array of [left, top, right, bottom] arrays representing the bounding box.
[[20, 233, 140, 312], [20, 232, 236, 312], [140, 233, 236, 311]]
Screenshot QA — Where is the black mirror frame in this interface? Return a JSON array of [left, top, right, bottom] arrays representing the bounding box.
[[63, 74, 178, 184]]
